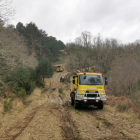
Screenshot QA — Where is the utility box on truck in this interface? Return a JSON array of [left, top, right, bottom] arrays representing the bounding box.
[[70, 72, 107, 109]]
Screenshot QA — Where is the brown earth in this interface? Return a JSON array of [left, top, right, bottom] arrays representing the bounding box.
[[0, 71, 140, 140]]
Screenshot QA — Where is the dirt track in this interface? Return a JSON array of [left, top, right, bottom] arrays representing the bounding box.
[[0, 71, 140, 140]]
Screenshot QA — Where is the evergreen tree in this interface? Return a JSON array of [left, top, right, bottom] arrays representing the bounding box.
[[16, 22, 26, 36], [36, 57, 54, 82]]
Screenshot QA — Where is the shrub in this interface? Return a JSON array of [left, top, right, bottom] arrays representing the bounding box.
[[4, 99, 13, 112], [59, 88, 63, 93], [5, 66, 41, 99], [116, 102, 131, 112], [106, 95, 138, 113], [36, 57, 54, 81], [0, 87, 6, 98], [29, 81, 36, 94], [14, 87, 27, 100]]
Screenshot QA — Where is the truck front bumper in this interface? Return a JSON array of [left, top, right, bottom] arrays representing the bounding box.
[[75, 95, 106, 101]]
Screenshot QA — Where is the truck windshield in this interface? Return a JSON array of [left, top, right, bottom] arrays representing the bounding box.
[[79, 75, 103, 85]]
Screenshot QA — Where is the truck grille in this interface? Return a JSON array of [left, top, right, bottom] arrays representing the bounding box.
[[84, 94, 99, 97]]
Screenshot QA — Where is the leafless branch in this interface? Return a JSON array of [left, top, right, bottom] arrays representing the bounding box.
[[0, 0, 15, 22]]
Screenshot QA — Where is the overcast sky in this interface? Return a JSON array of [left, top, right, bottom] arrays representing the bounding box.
[[11, 0, 140, 44]]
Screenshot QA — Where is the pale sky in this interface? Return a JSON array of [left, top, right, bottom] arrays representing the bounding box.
[[11, 0, 140, 44]]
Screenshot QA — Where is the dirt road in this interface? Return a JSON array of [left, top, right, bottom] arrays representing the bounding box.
[[0, 71, 140, 140]]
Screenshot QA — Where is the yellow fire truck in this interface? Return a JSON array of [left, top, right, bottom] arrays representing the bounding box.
[[70, 72, 108, 109], [57, 65, 64, 72]]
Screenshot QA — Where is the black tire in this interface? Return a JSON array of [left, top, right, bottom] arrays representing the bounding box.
[[74, 100, 80, 109], [98, 101, 103, 109], [71, 97, 74, 105]]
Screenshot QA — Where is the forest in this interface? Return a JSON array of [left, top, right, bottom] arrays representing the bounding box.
[[16, 22, 65, 61]]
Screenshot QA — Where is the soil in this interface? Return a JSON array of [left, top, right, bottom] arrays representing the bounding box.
[[0, 71, 140, 140]]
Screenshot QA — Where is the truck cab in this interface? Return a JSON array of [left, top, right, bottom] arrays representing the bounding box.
[[70, 72, 107, 109]]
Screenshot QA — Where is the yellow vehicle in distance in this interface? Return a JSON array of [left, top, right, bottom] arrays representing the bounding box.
[[57, 65, 64, 72], [70, 72, 108, 109]]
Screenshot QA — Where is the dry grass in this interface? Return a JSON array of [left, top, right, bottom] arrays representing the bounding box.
[[0, 87, 48, 139], [106, 95, 138, 113], [58, 88, 63, 93]]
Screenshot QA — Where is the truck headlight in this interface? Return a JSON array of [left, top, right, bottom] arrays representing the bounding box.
[[100, 95, 106, 100]]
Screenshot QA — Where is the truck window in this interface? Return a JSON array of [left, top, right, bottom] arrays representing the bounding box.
[[79, 75, 103, 85]]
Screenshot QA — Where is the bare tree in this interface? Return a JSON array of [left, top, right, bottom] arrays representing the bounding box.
[[0, 0, 15, 22], [75, 37, 83, 46], [108, 57, 140, 97], [81, 31, 92, 48]]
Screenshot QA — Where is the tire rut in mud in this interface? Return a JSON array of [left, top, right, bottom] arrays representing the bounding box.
[[2, 105, 43, 140], [58, 93, 80, 140], [1, 89, 49, 140]]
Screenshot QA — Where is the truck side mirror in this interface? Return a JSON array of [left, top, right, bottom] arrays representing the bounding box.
[[73, 79, 75, 84], [105, 77, 108, 85]]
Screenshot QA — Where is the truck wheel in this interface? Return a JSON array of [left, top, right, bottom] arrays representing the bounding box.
[[74, 101, 80, 109], [98, 101, 103, 109], [71, 97, 74, 105]]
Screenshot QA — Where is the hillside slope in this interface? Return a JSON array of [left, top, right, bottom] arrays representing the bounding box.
[[0, 21, 38, 69], [0, 69, 140, 140]]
